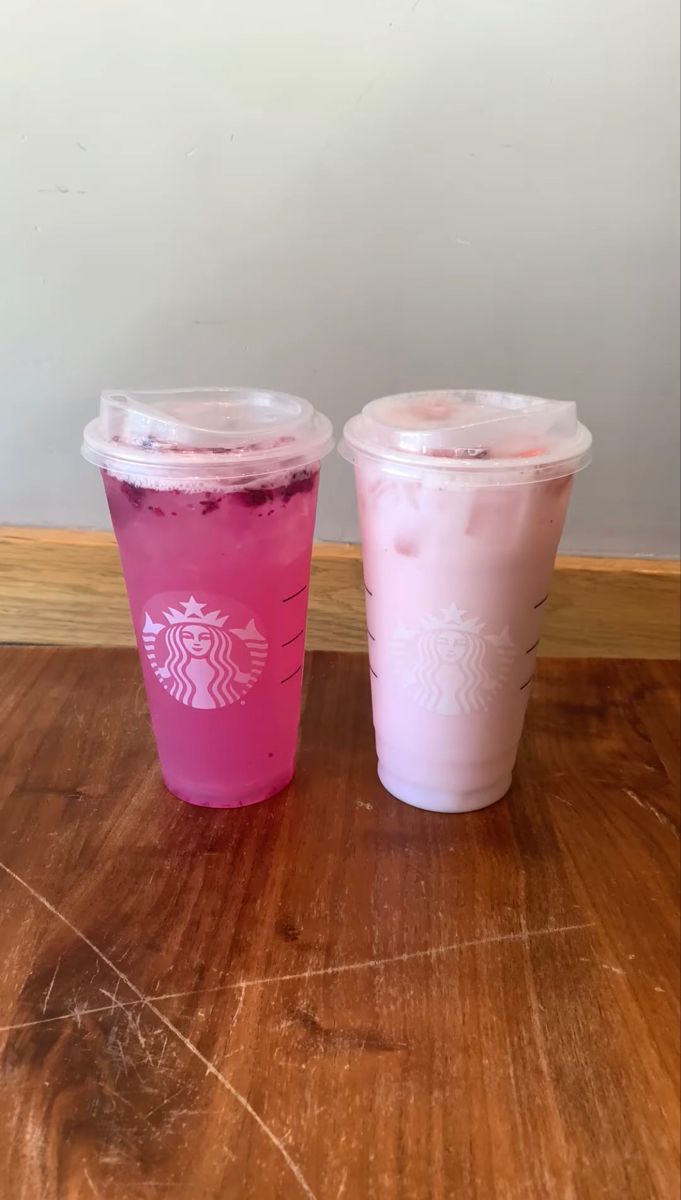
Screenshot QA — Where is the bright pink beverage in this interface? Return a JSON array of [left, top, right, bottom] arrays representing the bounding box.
[[84, 389, 333, 808], [341, 391, 592, 813]]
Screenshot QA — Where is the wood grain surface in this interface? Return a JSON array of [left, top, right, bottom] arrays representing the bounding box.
[[0, 648, 679, 1199], [1, 526, 679, 658]]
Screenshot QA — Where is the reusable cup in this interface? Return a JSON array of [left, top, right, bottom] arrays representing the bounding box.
[[83, 388, 333, 808], [340, 390, 592, 812]]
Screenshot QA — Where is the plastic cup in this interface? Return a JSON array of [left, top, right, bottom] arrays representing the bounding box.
[[83, 388, 333, 808], [340, 390, 592, 813]]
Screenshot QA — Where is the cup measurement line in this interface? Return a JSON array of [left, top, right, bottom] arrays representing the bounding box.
[[281, 629, 304, 648], [283, 585, 307, 604], [533, 594, 549, 609], [526, 638, 540, 655], [281, 665, 303, 685], [364, 581, 373, 597], [519, 674, 535, 691]]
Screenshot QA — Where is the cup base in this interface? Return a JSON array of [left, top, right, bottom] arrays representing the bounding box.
[[162, 770, 294, 810], [377, 763, 512, 814]]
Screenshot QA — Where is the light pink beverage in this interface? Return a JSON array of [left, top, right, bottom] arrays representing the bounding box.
[[84, 389, 333, 808], [341, 391, 592, 813]]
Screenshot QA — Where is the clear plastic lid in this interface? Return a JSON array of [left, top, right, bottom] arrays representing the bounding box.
[[340, 390, 592, 485], [82, 388, 334, 489]]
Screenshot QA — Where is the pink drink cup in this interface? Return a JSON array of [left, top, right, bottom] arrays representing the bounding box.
[[355, 468, 573, 812], [104, 469, 319, 808], [84, 389, 333, 809], [342, 391, 592, 813]]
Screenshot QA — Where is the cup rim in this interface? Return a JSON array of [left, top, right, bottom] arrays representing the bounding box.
[[340, 389, 592, 487], [82, 386, 334, 486]]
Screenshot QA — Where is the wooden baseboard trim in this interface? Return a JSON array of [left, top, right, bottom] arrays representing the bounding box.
[[0, 527, 678, 658]]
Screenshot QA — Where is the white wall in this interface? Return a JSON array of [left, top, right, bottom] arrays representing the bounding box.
[[1, 0, 679, 555]]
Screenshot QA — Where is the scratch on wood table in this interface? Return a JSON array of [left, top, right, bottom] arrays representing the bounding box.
[[41, 958, 60, 1014], [0, 860, 318, 1200], [0, 919, 593, 1036], [622, 786, 679, 835]]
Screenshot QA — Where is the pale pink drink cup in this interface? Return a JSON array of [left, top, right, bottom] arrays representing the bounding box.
[[83, 389, 333, 808], [341, 391, 592, 813]]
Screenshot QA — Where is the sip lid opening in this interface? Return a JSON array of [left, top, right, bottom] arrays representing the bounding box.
[[82, 388, 334, 486]]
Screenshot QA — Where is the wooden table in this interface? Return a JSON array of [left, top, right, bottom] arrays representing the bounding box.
[[0, 648, 678, 1200]]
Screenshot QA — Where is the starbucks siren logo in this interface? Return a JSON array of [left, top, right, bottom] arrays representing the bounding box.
[[392, 603, 515, 715], [142, 595, 267, 710]]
